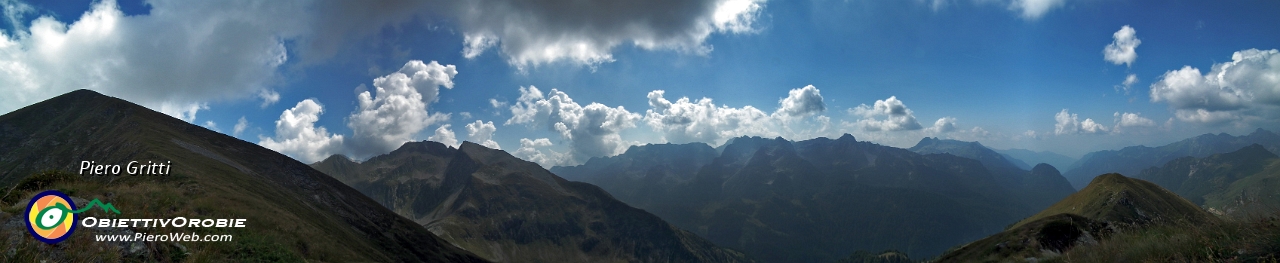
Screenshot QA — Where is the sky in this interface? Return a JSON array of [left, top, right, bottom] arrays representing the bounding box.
[[1, 0, 1278, 167]]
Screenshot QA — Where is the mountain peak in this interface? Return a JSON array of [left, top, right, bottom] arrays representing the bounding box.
[[837, 133, 856, 141], [1017, 173, 1213, 228], [1, 89, 487, 262], [1030, 163, 1060, 175]]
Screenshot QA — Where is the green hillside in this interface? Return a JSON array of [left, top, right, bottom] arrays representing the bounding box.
[[1014, 173, 1214, 228], [940, 173, 1216, 262], [0, 90, 486, 262]]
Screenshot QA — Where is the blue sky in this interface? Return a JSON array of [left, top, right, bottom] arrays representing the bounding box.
[[1, 0, 1278, 166]]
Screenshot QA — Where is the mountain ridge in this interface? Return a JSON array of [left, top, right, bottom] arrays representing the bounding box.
[[312, 140, 753, 263], [1062, 129, 1280, 189], [553, 134, 1052, 261], [0, 89, 487, 262]]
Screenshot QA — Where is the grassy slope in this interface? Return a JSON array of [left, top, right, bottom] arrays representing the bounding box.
[[1013, 173, 1213, 229], [939, 173, 1217, 262], [1203, 159, 1280, 217], [0, 90, 485, 262]]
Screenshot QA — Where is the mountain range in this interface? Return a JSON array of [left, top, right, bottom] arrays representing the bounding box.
[[1062, 129, 1280, 189], [908, 137, 1076, 210], [311, 141, 752, 263], [9, 89, 1280, 262], [994, 148, 1077, 172], [1133, 144, 1280, 216], [0, 90, 486, 262], [552, 134, 1074, 261]]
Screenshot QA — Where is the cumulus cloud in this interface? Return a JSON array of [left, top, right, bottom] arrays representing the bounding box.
[[1116, 74, 1138, 95], [1149, 49, 1280, 125], [1008, 0, 1065, 20], [850, 96, 924, 132], [0, 0, 304, 120], [1113, 112, 1155, 128], [1054, 109, 1108, 135], [514, 138, 564, 167], [507, 86, 641, 164], [259, 99, 345, 163], [776, 85, 826, 118], [440, 0, 765, 69], [925, 117, 958, 134], [233, 116, 249, 136], [1104, 25, 1141, 66], [644, 90, 772, 144], [465, 120, 501, 150], [428, 124, 459, 148], [346, 60, 456, 158]]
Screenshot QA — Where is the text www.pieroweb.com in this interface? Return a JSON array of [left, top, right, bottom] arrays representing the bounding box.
[[95, 232, 233, 242]]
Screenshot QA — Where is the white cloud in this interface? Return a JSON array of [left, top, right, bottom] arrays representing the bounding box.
[[1008, 0, 1065, 20], [925, 117, 958, 134], [259, 99, 345, 163], [775, 85, 826, 118], [1054, 109, 1107, 135], [969, 126, 992, 138], [1173, 109, 1239, 125], [1149, 49, 1280, 125], [462, 32, 498, 59], [1080, 118, 1107, 133], [1116, 74, 1138, 95], [203, 121, 219, 131], [850, 96, 924, 132], [489, 98, 508, 109], [2, 0, 33, 32], [507, 86, 641, 164], [1018, 130, 1040, 140], [514, 138, 564, 168], [0, 0, 305, 120], [644, 90, 772, 145], [346, 60, 456, 158], [258, 89, 281, 108], [1113, 112, 1155, 128], [233, 116, 249, 136], [442, 0, 765, 69], [465, 120, 501, 150], [428, 124, 459, 148], [1104, 25, 1141, 66]]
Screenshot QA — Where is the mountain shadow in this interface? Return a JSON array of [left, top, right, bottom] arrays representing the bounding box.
[[0, 90, 486, 262], [1135, 144, 1279, 207], [553, 134, 1047, 261], [909, 137, 1076, 211], [312, 141, 753, 263]]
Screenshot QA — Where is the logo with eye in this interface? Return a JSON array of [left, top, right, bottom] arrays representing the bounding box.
[[25, 190, 78, 244]]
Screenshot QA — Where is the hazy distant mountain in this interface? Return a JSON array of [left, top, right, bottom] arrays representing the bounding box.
[[553, 134, 1052, 261], [1134, 144, 1278, 206], [312, 141, 752, 263], [938, 173, 1214, 261], [553, 142, 719, 210], [1062, 129, 1280, 189], [909, 137, 1076, 211], [0, 90, 486, 262], [994, 148, 1077, 171]]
